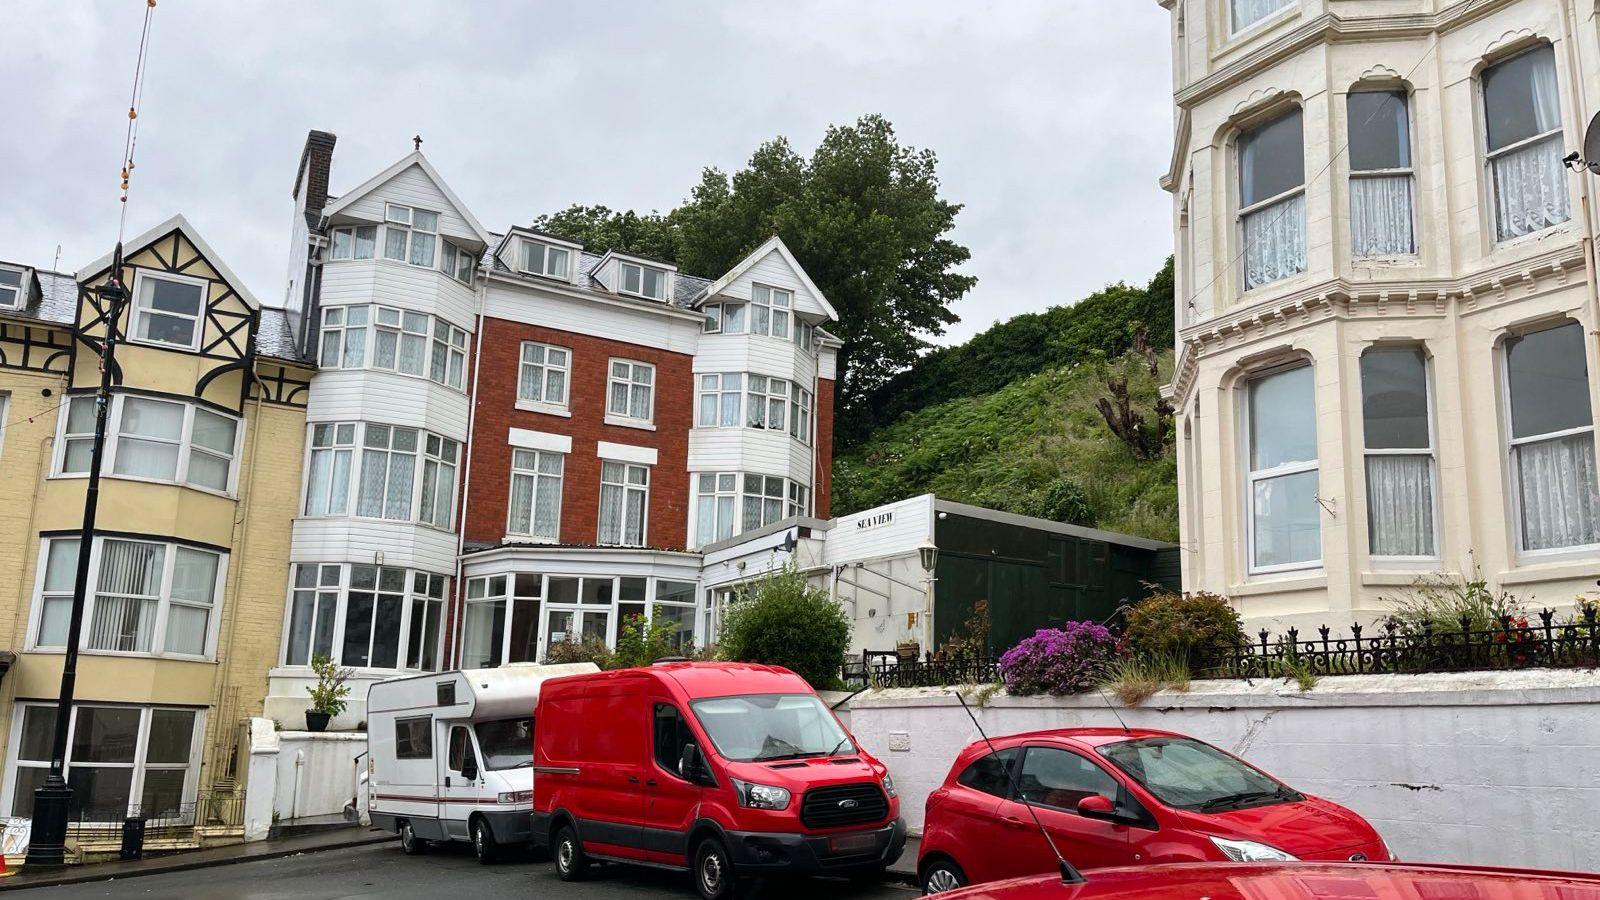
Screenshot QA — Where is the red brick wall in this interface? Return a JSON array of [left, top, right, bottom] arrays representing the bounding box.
[[463, 316, 693, 550], [815, 377, 835, 519]]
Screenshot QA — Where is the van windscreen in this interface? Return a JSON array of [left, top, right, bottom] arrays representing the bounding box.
[[689, 694, 851, 762], [475, 717, 533, 770]]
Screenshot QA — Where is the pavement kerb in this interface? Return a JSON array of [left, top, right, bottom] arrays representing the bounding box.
[[0, 829, 392, 892]]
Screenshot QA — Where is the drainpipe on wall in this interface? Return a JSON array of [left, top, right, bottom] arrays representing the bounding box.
[[452, 258, 491, 667]]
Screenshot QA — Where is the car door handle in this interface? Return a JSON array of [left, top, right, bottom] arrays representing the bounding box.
[[1002, 816, 1028, 828], [646, 779, 658, 788], [628, 776, 641, 784]]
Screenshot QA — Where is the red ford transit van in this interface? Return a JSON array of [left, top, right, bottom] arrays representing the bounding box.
[[532, 662, 905, 899]]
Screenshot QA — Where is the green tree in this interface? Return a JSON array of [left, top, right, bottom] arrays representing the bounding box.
[[717, 566, 851, 689], [530, 204, 679, 263]]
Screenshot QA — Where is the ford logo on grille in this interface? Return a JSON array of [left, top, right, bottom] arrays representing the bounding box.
[[1348, 853, 1368, 862], [838, 798, 860, 809]]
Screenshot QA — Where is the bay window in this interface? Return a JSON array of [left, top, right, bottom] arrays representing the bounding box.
[[130, 272, 205, 351], [429, 320, 468, 388], [1505, 322, 1600, 552], [790, 387, 813, 444], [1348, 90, 1416, 257], [620, 262, 667, 300], [341, 565, 405, 668], [518, 342, 570, 409], [607, 360, 654, 423], [7, 703, 200, 820], [283, 562, 448, 670], [440, 241, 475, 283], [694, 472, 810, 546], [598, 461, 650, 546], [507, 448, 564, 541], [418, 433, 459, 530], [32, 536, 224, 658], [1244, 365, 1320, 571], [695, 473, 740, 546], [1361, 347, 1436, 558], [304, 423, 355, 516], [285, 563, 338, 666], [463, 574, 702, 667], [697, 373, 744, 427], [742, 474, 788, 532], [329, 225, 377, 261], [311, 422, 457, 527], [383, 204, 439, 268], [1238, 109, 1307, 291], [1484, 45, 1569, 241], [746, 375, 789, 430], [318, 305, 467, 390], [407, 572, 446, 671], [751, 284, 792, 338], [520, 240, 571, 279], [788, 482, 811, 518], [1231, 0, 1292, 34], [357, 424, 418, 520], [58, 395, 240, 494]]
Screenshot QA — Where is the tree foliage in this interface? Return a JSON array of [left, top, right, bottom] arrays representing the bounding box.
[[530, 205, 678, 264], [717, 565, 851, 689]]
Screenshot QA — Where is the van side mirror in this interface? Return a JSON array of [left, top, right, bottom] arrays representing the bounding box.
[[462, 759, 478, 781], [1077, 794, 1118, 821], [679, 743, 713, 786]]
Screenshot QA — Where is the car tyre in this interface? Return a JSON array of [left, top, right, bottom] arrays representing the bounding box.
[[554, 824, 589, 881], [471, 817, 499, 864], [399, 820, 427, 856], [922, 858, 968, 894], [694, 837, 739, 900]]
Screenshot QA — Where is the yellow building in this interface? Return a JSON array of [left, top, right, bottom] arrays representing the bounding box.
[[0, 215, 310, 849]]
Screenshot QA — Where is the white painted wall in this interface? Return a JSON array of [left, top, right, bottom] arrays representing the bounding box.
[[848, 670, 1600, 871], [271, 730, 368, 824], [335, 161, 479, 244]]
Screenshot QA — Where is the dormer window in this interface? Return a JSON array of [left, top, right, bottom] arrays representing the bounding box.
[[620, 262, 667, 300], [130, 272, 206, 350], [383, 204, 439, 269], [0, 267, 24, 308], [751, 284, 792, 339], [521, 240, 571, 280]]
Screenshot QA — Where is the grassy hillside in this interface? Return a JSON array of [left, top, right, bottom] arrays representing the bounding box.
[[833, 349, 1178, 542]]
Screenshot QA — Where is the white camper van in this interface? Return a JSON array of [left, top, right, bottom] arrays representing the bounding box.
[[367, 663, 597, 862]]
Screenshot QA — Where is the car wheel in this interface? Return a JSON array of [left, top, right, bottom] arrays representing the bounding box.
[[554, 824, 589, 881], [399, 821, 427, 856], [471, 817, 499, 864], [922, 858, 968, 894], [694, 837, 738, 900]]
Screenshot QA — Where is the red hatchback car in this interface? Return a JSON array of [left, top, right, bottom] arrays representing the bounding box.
[[919, 727, 1388, 893]]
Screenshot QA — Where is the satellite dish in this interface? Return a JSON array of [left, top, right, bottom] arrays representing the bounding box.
[[1582, 112, 1600, 174]]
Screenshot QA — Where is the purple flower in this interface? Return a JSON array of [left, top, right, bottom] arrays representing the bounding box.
[[998, 622, 1119, 696]]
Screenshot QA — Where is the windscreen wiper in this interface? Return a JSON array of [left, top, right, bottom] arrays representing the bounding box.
[[1198, 789, 1291, 811]]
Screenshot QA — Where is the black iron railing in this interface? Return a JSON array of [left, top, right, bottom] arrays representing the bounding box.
[[66, 790, 244, 841], [846, 649, 1002, 689]]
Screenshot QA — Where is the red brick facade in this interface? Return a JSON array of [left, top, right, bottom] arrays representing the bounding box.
[[464, 316, 694, 551], [814, 377, 835, 519]]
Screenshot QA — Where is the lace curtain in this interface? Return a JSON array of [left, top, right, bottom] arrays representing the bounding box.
[[1232, 0, 1290, 31], [1351, 175, 1415, 257], [1516, 431, 1600, 551], [1243, 193, 1307, 290], [1494, 137, 1570, 240], [1366, 455, 1435, 556], [599, 482, 625, 544]]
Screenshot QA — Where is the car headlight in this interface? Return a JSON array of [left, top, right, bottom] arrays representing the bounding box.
[[881, 773, 897, 798], [497, 790, 533, 804], [1210, 836, 1298, 862], [731, 779, 791, 810]]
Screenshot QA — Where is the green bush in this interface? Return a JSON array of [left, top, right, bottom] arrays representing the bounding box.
[[1122, 591, 1243, 666], [542, 637, 614, 669], [717, 565, 851, 689], [612, 607, 693, 669]]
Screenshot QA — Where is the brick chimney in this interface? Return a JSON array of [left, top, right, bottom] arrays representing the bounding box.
[[293, 130, 337, 226]]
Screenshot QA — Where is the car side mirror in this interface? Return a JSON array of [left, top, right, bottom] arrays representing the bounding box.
[[679, 743, 712, 786], [1077, 794, 1118, 821], [462, 759, 478, 782]]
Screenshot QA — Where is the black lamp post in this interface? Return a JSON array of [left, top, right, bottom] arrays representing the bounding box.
[[25, 264, 128, 868]]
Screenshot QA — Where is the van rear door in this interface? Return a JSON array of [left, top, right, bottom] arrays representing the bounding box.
[[571, 679, 648, 858]]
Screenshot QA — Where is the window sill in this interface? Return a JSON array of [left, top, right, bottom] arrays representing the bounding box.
[[1361, 569, 1452, 587], [1490, 222, 1576, 255], [1500, 555, 1600, 586], [1230, 572, 1327, 597], [293, 513, 458, 534], [127, 335, 202, 354], [515, 400, 571, 418], [46, 471, 239, 500], [24, 647, 217, 664], [317, 365, 468, 395], [604, 415, 656, 432], [1214, 6, 1298, 59]]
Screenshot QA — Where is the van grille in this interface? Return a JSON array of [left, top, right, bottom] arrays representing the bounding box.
[[799, 783, 888, 830]]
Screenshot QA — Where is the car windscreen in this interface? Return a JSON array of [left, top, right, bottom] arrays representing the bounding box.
[[1097, 737, 1299, 811], [689, 694, 852, 762], [474, 717, 533, 771]]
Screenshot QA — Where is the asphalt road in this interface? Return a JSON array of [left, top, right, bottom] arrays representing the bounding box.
[[19, 842, 921, 900]]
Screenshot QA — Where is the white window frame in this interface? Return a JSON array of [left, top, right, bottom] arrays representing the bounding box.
[[697, 373, 744, 428], [506, 448, 565, 542], [1360, 347, 1440, 562], [619, 261, 668, 301], [354, 423, 420, 521], [1347, 88, 1418, 259], [1501, 322, 1600, 558], [1481, 45, 1570, 245], [302, 422, 357, 516], [0, 266, 24, 309], [790, 385, 814, 446], [383, 203, 440, 269], [279, 562, 448, 671], [693, 473, 742, 548], [701, 303, 723, 334], [517, 342, 571, 414], [1236, 109, 1308, 293], [597, 460, 650, 547], [745, 375, 789, 432], [3, 702, 205, 822], [418, 433, 460, 531], [1230, 0, 1294, 36], [606, 359, 655, 426], [128, 270, 207, 352], [303, 422, 458, 528], [520, 240, 572, 280], [750, 284, 793, 339], [1241, 364, 1322, 575], [28, 535, 227, 660], [328, 225, 377, 261], [461, 574, 705, 667], [440, 241, 475, 284], [53, 394, 243, 496], [320, 304, 468, 392]]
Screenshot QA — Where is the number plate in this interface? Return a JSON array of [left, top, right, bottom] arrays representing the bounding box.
[[828, 832, 878, 855]]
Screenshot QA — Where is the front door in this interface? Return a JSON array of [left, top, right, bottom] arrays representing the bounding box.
[[640, 700, 703, 866], [993, 746, 1131, 876], [440, 723, 482, 840]]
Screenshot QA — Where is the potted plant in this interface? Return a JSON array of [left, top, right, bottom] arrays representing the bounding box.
[[304, 654, 352, 732]]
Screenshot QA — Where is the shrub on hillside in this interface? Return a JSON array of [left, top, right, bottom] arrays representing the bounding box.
[[718, 565, 851, 689], [1122, 591, 1243, 665], [998, 622, 1119, 695]]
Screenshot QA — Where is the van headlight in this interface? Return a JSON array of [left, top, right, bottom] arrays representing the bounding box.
[[497, 790, 533, 804], [731, 779, 791, 811], [1209, 836, 1297, 862], [881, 774, 897, 798]]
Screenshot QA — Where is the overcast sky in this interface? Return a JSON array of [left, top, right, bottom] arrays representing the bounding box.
[[0, 1, 1173, 346]]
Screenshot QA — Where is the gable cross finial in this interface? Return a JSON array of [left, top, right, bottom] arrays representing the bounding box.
[[413, 134, 423, 152]]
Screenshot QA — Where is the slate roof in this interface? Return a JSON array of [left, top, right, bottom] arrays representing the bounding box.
[[256, 307, 306, 362], [485, 234, 712, 309]]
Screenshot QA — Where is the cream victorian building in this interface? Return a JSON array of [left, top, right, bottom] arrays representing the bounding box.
[[1158, 0, 1600, 628]]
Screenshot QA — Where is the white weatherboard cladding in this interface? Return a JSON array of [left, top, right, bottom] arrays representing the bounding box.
[[693, 333, 819, 384], [483, 281, 700, 355], [290, 518, 460, 574], [688, 429, 813, 484], [818, 347, 838, 381], [718, 248, 829, 320], [305, 370, 470, 440], [319, 260, 478, 331], [822, 494, 935, 566], [334, 162, 480, 243]]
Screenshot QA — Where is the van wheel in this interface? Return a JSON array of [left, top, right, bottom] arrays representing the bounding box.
[[399, 821, 427, 856], [471, 817, 499, 864], [922, 858, 967, 894], [554, 824, 588, 881], [694, 837, 739, 900]]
